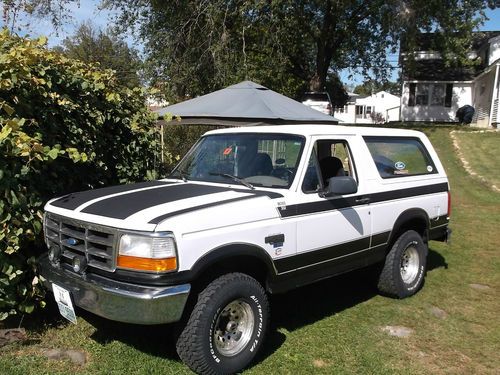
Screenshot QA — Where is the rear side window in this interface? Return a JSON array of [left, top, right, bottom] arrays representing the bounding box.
[[364, 136, 437, 178]]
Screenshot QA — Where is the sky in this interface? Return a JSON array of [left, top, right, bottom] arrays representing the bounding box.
[[1, 1, 500, 87]]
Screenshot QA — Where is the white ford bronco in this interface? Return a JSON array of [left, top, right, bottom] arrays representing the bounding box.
[[39, 125, 450, 374]]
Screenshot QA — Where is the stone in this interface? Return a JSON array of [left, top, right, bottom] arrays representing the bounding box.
[[381, 325, 413, 338], [42, 348, 87, 365], [0, 328, 27, 348], [469, 283, 492, 291], [429, 306, 448, 319], [65, 350, 87, 365]]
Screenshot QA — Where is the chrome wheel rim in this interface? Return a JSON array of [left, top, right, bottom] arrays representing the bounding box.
[[400, 246, 420, 283], [213, 299, 254, 357]]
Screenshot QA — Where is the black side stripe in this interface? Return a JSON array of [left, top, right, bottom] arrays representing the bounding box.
[[275, 235, 376, 273], [148, 196, 257, 224], [51, 181, 173, 210], [279, 182, 448, 218], [371, 231, 391, 247]]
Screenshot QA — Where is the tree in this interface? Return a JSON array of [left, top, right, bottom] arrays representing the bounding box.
[[1, 0, 79, 31], [58, 22, 143, 88], [104, 0, 496, 103], [354, 80, 401, 96]]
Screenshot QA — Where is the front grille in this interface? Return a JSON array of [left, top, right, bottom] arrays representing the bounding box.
[[44, 213, 118, 272]]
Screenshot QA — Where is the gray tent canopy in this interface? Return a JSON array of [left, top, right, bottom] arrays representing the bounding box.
[[155, 81, 339, 126]]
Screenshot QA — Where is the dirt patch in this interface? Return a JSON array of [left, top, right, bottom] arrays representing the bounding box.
[[312, 358, 330, 368]]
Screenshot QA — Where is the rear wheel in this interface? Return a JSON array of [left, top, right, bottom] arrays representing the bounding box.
[[378, 230, 427, 298], [176, 273, 269, 375]]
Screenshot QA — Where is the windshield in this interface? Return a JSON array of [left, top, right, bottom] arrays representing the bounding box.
[[171, 133, 305, 189]]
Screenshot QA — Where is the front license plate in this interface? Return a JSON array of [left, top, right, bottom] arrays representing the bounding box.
[[52, 283, 77, 324]]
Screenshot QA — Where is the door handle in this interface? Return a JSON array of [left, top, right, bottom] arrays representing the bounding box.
[[355, 197, 370, 204]]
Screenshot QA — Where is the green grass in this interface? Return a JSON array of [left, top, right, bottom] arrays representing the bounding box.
[[1, 127, 499, 374], [453, 130, 500, 188]]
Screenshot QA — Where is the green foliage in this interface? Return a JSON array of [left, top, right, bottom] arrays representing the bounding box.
[[0, 29, 159, 320], [106, 0, 494, 103], [58, 21, 143, 89], [354, 80, 401, 97], [162, 124, 221, 172], [1, 0, 79, 31]]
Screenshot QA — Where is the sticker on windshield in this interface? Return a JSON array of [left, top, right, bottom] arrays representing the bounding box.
[[395, 161, 406, 170], [223, 147, 233, 155], [427, 165, 433, 172]]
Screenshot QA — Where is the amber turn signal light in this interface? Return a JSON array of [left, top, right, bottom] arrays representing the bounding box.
[[117, 255, 177, 272]]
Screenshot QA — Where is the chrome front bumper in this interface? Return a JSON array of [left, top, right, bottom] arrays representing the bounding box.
[[38, 255, 190, 325]]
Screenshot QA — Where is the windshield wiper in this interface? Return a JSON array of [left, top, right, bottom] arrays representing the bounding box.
[[209, 172, 255, 190], [169, 168, 189, 182]]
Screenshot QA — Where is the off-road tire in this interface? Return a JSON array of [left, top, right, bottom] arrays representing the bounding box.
[[378, 230, 427, 298], [176, 273, 269, 375]]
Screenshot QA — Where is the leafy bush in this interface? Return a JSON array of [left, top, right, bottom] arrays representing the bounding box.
[[161, 124, 223, 172], [0, 30, 159, 320]]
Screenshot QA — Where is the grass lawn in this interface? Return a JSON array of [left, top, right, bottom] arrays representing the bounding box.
[[453, 130, 500, 189], [1, 127, 499, 374]]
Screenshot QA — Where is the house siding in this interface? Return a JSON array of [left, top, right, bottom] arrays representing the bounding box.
[[334, 91, 400, 124], [472, 69, 496, 127], [401, 82, 472, 122]]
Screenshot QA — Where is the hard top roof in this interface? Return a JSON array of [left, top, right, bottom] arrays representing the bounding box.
[[204, 124, 424, 138]]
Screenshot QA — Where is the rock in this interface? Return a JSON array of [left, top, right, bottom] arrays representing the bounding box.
[[42, 348, 87, 365], [381, 325, 413, 338], [429, 306, 448, 319], [0, 328, 27, 347], [43, 348, 65, 360], [65, 350, 87, 365], [469, 283, 491, 291]]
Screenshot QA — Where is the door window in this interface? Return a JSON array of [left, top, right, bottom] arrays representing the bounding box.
[[302, 140, 356, 193]]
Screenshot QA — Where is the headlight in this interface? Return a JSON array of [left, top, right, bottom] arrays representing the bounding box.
[[117, 232, 177, 273]]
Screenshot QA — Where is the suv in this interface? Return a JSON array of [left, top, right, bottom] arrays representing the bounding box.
[[39, 125, 450, 374], [301, 92, 333, 115]]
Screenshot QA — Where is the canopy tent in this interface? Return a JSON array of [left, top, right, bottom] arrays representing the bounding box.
[[155, 81, 339, 126]]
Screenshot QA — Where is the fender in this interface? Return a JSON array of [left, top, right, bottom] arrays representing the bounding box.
[[189, 242, 278, 280], [388, 208, 430, 248]]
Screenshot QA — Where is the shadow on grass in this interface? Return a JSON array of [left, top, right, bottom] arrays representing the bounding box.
[[83, 312, 179, 359], [428, 248, 448, 270], [14, 248, 448, 365]]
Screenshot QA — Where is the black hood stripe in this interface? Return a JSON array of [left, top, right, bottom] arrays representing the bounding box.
[[81, 183, 283, 220], [148, 196, 258, 224], [50, 181, 173, 210], [82, 184, 230, 219]]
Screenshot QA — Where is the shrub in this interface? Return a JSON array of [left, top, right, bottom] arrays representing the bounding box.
[[161, 124, 223, 172], [0, 30, 159, 320]]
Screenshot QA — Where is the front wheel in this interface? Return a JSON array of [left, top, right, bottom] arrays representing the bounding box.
[[176, 273, 269, 375], [377, 230, 427, 298]]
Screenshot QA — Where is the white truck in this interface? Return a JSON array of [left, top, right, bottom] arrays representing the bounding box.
[[39, 125, 450, 374]]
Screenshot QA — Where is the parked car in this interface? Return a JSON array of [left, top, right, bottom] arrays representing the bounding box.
[[301, 91, 333, 115], [39, 125, 451, 374]]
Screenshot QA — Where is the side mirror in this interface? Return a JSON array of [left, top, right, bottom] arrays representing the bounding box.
[[323, 176, 358, 197]]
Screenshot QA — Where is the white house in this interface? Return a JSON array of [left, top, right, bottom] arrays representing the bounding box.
[[400, 32, 500, 128], [334, 91, 400, 124]]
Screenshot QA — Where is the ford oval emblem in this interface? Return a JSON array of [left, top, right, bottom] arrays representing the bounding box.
[[395, 161, 406, 170]]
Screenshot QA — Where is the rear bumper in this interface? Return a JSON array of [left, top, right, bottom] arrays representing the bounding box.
[[38, 255, 190, 325]]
